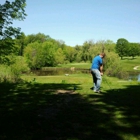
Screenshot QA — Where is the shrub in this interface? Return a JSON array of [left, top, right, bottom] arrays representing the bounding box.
[[10, 56, 29, 82], [0, 65, 13, 83], [104, 52, 129, 79], [0, 56, 29, 83]]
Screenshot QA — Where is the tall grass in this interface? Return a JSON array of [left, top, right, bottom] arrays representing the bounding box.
[[0, 65, 13, 83]]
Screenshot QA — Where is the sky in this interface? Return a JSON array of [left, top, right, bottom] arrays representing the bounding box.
[[1, 0, 140, 46]]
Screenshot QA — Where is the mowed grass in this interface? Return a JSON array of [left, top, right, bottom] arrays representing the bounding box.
[[1, 73, 140, 140], [120, 57, 140, 71]]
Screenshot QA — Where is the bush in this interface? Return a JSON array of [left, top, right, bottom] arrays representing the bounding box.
[[0, 56, 29, 83], [104, 52, 129, 79], [0, 65, 13, 83], [10, 56, 29, 81]]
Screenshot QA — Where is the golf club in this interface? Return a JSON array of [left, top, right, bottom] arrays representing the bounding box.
[[103, 76, 112, 90], [103, 76, 121, 92]]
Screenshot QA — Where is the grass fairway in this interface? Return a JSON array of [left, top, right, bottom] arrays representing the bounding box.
[[120, 57, 140, 72], [0, 74, 140, 140]]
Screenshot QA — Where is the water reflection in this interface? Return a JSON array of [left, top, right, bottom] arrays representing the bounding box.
[[129, 74, 140, 81], [31, 68, 90, 76], [138, 74, 140, 82]]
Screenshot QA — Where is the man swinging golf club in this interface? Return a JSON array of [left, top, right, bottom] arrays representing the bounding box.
[[91, 53, 106, 93]]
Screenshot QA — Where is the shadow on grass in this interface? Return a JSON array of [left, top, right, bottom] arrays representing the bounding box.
[[0, 82, 140, 140]]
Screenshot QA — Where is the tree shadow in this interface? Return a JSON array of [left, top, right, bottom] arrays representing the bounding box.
[[0, 82, 140, 139], [88, 84, 140, 139]]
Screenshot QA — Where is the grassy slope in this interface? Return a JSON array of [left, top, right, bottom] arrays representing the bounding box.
[[120, 57, 140, 71]]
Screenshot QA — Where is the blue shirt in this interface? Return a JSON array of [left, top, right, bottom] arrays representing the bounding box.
[[91, 55, 103, 70]]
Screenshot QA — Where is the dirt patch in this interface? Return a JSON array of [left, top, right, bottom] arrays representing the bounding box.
[[55, 89, 76, 94]]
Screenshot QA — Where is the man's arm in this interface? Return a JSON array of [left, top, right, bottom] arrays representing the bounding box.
[[100, 64, 103, 75]]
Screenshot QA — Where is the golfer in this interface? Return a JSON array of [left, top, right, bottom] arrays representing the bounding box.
[[91, 53, 105, 93]]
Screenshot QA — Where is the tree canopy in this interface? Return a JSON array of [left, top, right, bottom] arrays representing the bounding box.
[[115, 38, 140, 59], [0, 0, 27, 63], [0, 0, 26, 39], [115, 38, 129, 59]]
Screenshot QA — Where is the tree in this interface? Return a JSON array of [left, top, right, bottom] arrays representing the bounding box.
[[23, 42, 43, 69], [128, 43, 140, 58], [24, 33, 51, 45], [63, 46, 76, 63], [0, 0, 26, 63], [0, 0, 26, 39], [115, 38, 129, 59], [104, 40, 115, 52], [74, 45, 83, 62], [81, 41, 93, 62], [54, 48, 65, 64], [15, 32, 26, 56], [15, 33, 52, 56], [42, 41, 59, 66]]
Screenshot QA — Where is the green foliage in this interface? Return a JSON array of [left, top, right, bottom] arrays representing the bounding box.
[[13, 32, 119, 68], [0, 56, 29, 82], [54, 48, 65, 64], [82, 40, 115, 63], [74, 45, 83, 62], [128, 43, 140, 58], [63, 46, 76, 63], [15, 32, 26, 56], [24, 42, 44, 69], [24, 40, 62, 68], [104, 52, 129, 79], [0, 65, 12, 82], [104, 40, 115, 52], [24, 33, 51, 45], [42, 41, 58, 66], [10, 56, 29, 80], [89, 46, 101, 62], [115, 38, 129, 59], [0, 38, 19, 64], [115, 38, 140, 60], [0, 0, 27, 39], [2, 27, 139, 75], [81, 41, 92, 62], [0, 0, 27, 65], [3, 54, 19, 65]]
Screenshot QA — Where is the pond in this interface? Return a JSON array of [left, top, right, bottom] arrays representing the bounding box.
[[129, 74, 140, 82], [30, 68, 140, 81], [31, 68, 90, 76], [138, 74, 140, 82]]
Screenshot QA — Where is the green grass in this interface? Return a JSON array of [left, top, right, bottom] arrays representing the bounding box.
[[120, 57, 140, 72], [1, 73, 140, 140], [58, 62, 91, 69]]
